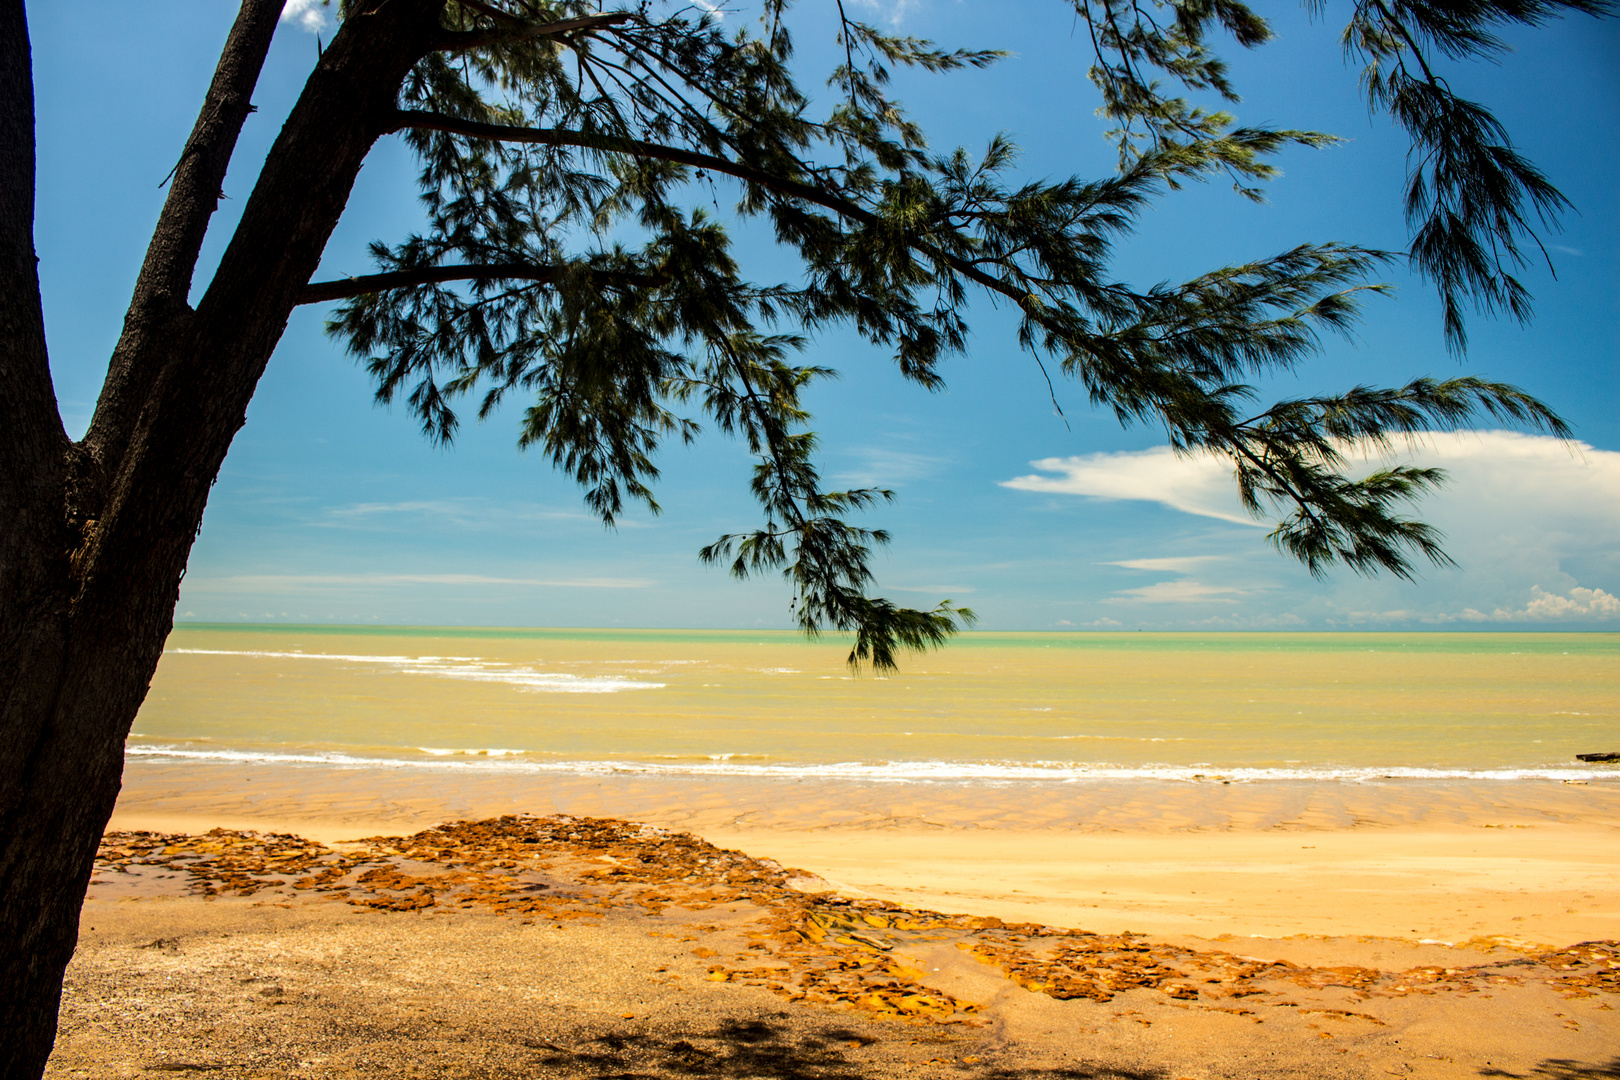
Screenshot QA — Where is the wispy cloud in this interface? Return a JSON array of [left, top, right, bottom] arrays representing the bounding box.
[[281, 0, 328, 33], [850, 0, 921, 27], [320, 499, 605, 530], [1008, 431, 1620, 625], [1100, 554, 1247, 606], [1005, 432, 1619, 542], [1002, 448, 1258, 525], [184, 573, 653, 594], [1110, 579, 1247, 604], [1106, 555, 1227, 573], [834, 447, 948, 488], [883, 583, 977, 594]]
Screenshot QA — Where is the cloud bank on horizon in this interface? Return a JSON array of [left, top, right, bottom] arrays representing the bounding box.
[[1002, 431, 1620, 628]]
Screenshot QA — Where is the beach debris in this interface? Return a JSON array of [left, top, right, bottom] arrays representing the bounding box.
[[1574, 752, 1619, 762], [95, 815, 1620, 1027]]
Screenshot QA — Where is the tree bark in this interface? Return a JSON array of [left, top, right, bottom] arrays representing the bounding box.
[[83, 0, 285, 504], [0, 1, 77, 1069], [0, 2, 445, 1076]]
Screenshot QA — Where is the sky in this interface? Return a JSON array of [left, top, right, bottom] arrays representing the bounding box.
[[28, 1, 1620, 632]]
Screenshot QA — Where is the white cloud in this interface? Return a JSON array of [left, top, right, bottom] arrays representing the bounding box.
[[1454, 585, 1620, 623], [1102, 555, 1245, 607], [281, 0, 328, 33], [1002, 447, 1258, 525], [1107, 555, 1227, 573], [1524, 586, 1620, 618], [1005, 431, 1620, 625], [851, 0, 920, 27], [1004, 431, 1619, 547], [1111, 579, 1246, 604]]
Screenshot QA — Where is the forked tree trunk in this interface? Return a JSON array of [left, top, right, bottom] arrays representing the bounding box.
[[0, 3, 441, 1075]]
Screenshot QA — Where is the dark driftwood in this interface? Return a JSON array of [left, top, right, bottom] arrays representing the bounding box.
[[1574, 753, 1619, 763]]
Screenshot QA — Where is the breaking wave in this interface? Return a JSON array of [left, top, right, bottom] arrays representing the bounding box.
[[122, 744, 1617, 784], [166, 648, 663, 693]]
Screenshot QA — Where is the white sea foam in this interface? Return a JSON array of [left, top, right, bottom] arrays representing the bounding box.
[[416, 747, 529, 757], [166, 648, 663, 693], [122, 745, 1619, 784]]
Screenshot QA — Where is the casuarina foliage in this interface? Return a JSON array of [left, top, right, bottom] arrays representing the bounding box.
[[315, 0, 1591, 667], [0, 4, 1607, 1071]]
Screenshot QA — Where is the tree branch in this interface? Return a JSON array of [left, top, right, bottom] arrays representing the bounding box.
[[84, 0, 283, 469], [395, 108, 836, 204], [0, 0, 62, 465], [300, 261, 662, 304], [452, 0, 525, 23], [1368, 0, 1443, 87], [391, 109, 1023, 302], [435, 11, 634, 53], [0, 0, 70, 571]]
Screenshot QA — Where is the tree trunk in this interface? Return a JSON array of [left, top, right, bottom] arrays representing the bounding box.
[[0, 3, 443, 1075]]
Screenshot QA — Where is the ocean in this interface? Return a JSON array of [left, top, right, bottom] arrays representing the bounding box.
[[128, 626, 1620, 784]]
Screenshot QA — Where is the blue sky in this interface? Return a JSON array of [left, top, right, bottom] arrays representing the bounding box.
[[31, 1, 1620, 631]]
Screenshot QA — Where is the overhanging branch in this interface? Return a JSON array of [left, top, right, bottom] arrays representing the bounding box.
[[299, 261, 662, 304], [435, 11, 635, 54], [394, 109, 844, 214], [390, 110, 1022, 303], [453, 0, 525, 24], [83, 0, 283, 472]]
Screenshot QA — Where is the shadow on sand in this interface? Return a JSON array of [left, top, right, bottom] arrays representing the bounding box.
[[1482, 1058, 1620, 1079], [531, 1015, 1167, 1079]]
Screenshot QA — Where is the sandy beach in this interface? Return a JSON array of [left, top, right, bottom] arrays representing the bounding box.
[[48, 761, 1620, 1077], [108, 761, 1620, 944]]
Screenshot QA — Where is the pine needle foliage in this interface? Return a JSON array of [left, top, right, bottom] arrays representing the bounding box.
[[1067, 0, 1613, 351], [323, 0, 1583, 669]]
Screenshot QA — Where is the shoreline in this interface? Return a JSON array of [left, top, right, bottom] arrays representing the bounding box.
[[70, 629, 1620, 1075]]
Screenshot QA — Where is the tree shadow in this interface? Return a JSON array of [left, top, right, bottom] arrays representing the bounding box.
[[1481, 1058, 1620, 1079], [528, 1014, 1168, 1079]]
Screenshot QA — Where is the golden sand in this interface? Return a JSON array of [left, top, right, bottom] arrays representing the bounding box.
[[110, 760, 1620, 945], [59, 758, 1620, 1077], [55, 814, 1620, 1079]]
